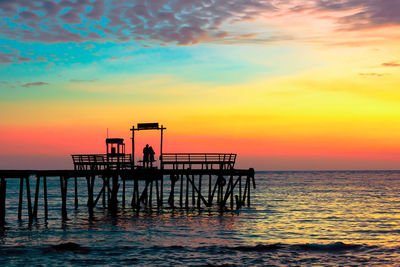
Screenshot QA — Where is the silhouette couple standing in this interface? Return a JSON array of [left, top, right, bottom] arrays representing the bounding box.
[[143, 144, 155, 167]]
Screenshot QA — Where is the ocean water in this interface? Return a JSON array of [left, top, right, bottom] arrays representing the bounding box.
[[1, 171, 400, 266]]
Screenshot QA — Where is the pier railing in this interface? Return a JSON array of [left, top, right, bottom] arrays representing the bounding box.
[[161, 153, 236, 169], [72, 154, 132, 170]]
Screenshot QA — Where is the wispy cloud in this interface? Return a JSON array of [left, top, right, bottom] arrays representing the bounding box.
[[280, 0, 400, 31], [108, 56, 134, 61], [359, 73, 387, 77], [382, 61, 400, 67], [70, 79, 98, 83], [0, 45, 48, 64], [21, 82, 49, 88], [315, 0, 400, 30]]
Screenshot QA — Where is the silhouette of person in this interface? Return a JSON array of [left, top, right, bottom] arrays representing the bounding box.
[[143, 144, 149, 167], [149, 146, 155, 167]]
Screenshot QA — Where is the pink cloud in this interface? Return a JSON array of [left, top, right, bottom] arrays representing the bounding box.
[[2, 0, 399, 46], [21, 82, 49, 88], [291, 0, 400, 30], [382, 61, 400, 67], [0, 0, 275, 45]]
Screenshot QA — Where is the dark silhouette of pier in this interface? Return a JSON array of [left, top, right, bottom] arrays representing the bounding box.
[[0, 123, 255, 225]]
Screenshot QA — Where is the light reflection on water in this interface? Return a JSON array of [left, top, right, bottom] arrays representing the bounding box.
[[1, 171, 400, 265]]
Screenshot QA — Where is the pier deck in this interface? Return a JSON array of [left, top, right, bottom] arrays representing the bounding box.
[[0, 167, 255, 225]]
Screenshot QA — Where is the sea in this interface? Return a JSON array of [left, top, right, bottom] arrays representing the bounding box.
[[1, 170, 400, 266]]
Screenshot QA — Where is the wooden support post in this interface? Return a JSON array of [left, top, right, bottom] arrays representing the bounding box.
[[191, 175, 195, 207], [239, 175, 242, 208], [18, 177, 23, 221], [208, 174, 212, 204], [180, 174, 183, 208], [102, 177, 106, 208], [131, 179, 138, 209], [216, 175, 221, 205], [43, 176, 48, 220], [74, 176, 78, 209], [26, 177, 33, 223], [208, 176, 219, 207], [155, 178, 160, 209], [149, 179, 153, 209], [107, 176, 110, 204], [160, 174, 163, 208], [131, 179, 135, 208], [230, 175, 234, 210], [91, 176, 95, 207], [122, 178, 126, 208], [235, 195, 240, 210], [168, 175, 175, 208], [0, 178, 6, 225], [247, 175, 251, 207], [86, 176, 94, 218], [185, 174, 189, 209], [93, 185, 105, 207], [33, 176, 40, 220], [242, 176, 248, 206], [144, 180, 148, 207], [65, 177, 68, 216], [60, 176, 67, 220], [197, 175, 202, 209], [139, 180, 149, 207], [136, 179, 140, 209], [110, 175, 118, 211], [218, 175, 225, 209]]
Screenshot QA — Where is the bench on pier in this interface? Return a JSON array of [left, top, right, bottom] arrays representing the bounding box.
[[161, 153, 237, 170], [72, 154, 132, 170]]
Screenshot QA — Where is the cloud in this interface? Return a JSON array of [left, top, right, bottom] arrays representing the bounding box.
[[359, 73, 387, 77], [108, 56, 134, 61], [0, 0, 275, 45], [21, 82, 49, 88], [382, 61, 400, 67], [289, 0, 400, 31], [1, 1, 399, 47], [0, 45, 48, 64], [70, 79, 98, 83]]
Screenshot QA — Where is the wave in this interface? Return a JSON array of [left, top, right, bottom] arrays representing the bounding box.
[[148, 242, 378, 254], [352, 229, 400, 234], [0, 242, 384, 258], [48, 242, 90, 254], [230, 242, 375, 253], [232, 244, 283, 252]]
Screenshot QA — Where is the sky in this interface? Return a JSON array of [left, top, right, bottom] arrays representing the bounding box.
[[1, 0, 400, 170]]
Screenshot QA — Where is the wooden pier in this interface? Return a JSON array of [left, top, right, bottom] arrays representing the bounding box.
[[0, 123, 256, 224]]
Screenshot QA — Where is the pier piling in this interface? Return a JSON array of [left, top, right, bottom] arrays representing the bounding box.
[[74, 176, 78, 209], [33, 176, 40, 220], [18, 177, 23, 221], [26, 177, 33, 224], [0, 178, 6, 225], [43, 176, 48, 220], [60, 176, 68, 220]]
